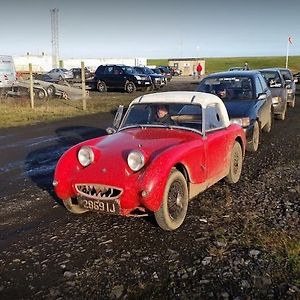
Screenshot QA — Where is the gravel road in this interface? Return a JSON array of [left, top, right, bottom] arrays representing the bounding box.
[[0, 79, 299, 299]]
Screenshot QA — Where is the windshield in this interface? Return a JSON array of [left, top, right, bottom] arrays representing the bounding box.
[[119, 103, 203, 133], [121, 66, 137, 75], [198, 76, 254, 100]]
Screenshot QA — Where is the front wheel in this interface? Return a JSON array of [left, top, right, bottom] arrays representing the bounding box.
[[225, 142, 243, 184], [63, 198, 88, 214], [246, 121, 260, 152], [154, 170, 188, 231], [276, 103, 287, 120], [125, 81, 136, 93]]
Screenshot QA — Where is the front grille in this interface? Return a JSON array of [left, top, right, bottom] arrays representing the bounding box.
[[75, 184, 123, 200]]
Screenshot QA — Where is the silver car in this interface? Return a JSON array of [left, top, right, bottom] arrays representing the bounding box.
[[278, 68, 296, 108], [47, 68, 73, 81], [259, 68, 288, 120]]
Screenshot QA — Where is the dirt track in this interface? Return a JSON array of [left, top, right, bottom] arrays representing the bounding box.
[[0, 78, 299, 299]]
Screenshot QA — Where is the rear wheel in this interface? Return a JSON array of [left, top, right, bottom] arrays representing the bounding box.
[[64, 198, 88, 214], [125, 81, 136, 93], [46, 85, 56, 98], [225, 142, 243, 184], [34, 88, 47, 100], [246, 121, 260, 152], [262, 110, 272, 133], [97, 81, 107, 92], [154, 170, 188, 231]]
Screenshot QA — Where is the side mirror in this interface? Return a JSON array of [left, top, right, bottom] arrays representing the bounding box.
[[257, 93, 267, 100], [106, 127, 117, 135]]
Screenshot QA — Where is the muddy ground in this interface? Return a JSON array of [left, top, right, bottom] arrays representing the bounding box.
[[0, 78, 299, 299]]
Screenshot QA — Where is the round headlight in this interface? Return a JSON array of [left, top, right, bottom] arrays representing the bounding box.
[[127, 150, 145, 172], [78, 146, 94, 167]]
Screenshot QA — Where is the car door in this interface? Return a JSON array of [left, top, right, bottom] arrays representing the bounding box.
[[254, 75, 269, 127], [103, 66, 115, 88], [112, 66, 127, 89], [204, 104, 231, 182]]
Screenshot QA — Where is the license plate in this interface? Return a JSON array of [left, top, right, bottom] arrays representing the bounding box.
[[78, 197, 120, 215]]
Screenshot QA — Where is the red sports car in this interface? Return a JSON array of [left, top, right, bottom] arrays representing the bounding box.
[[53, 91, 246, 230]]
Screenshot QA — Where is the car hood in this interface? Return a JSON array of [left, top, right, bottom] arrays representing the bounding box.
[[93, 127, 197, 158], [224, 100, 258, 118]]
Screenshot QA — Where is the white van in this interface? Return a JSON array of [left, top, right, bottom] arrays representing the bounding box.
[[0, 55, 16, 89]]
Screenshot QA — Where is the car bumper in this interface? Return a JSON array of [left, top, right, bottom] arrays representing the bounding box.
[[136, 80, 152, 88]]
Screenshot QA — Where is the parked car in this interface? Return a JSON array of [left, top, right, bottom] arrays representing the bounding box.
[[53, 91, 246, 231], [133, 66, 165, 89], [293, 71, 300, 84], [278, 68, 296, 108], [93, 65, 152, 93], [150, 67, 168, 85], [197, 71, 273, 152], [258, 68, 288, 120], [158, 66, 172, 81], [47, 68, 73, 81], [70, 67, 93, 80]]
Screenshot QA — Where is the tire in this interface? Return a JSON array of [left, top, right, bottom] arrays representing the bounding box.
[[35, 88, 47, 100], [154, 170, 188, 231], [46, 85, 56, 98], [97, 81, 107, 92], [225, 142, 243, 184], [262, 111, 272, 133], [276, 103, 287, 120], [288, 97, 295, 108], [246, 120, 260, 152], [125, 81, 136, 93], [63, 198, 88, 214], [147, 84, 154, 92]]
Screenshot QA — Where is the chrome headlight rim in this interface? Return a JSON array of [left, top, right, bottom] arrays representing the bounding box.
[[78, 146, 94, 167], [127, 150, 145, 172]]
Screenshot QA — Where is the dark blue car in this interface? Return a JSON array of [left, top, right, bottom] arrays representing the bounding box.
[[197, 71, 273, 152]]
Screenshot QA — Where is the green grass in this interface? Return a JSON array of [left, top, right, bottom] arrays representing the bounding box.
[[148, 56, 300, 74]]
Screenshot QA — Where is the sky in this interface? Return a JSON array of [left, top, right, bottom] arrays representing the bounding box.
[[0, 0, 300, 59]]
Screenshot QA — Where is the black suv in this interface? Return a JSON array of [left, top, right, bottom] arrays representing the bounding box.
[[134, 66, 165, 89], [94, 65, 152, 93]]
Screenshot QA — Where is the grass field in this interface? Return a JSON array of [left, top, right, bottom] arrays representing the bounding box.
[[148, 56, 300, 74]]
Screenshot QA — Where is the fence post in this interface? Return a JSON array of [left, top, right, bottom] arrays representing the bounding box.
[[81, 61, 86, 111], [29, 63, 34, 109]]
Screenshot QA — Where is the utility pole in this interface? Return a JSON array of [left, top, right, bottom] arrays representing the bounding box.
[[50, 8, 59, 68]]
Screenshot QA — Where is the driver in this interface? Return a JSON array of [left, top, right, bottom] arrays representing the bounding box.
[[154, 105, 173, 124]]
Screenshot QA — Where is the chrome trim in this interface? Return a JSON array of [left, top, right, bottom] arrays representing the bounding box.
[[75, 184, 123, 200]]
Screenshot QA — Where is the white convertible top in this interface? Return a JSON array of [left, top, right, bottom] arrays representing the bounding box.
[[130, 91, 230, 127]]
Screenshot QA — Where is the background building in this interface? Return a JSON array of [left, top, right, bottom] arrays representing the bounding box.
[[168, 58, 205, 76]]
